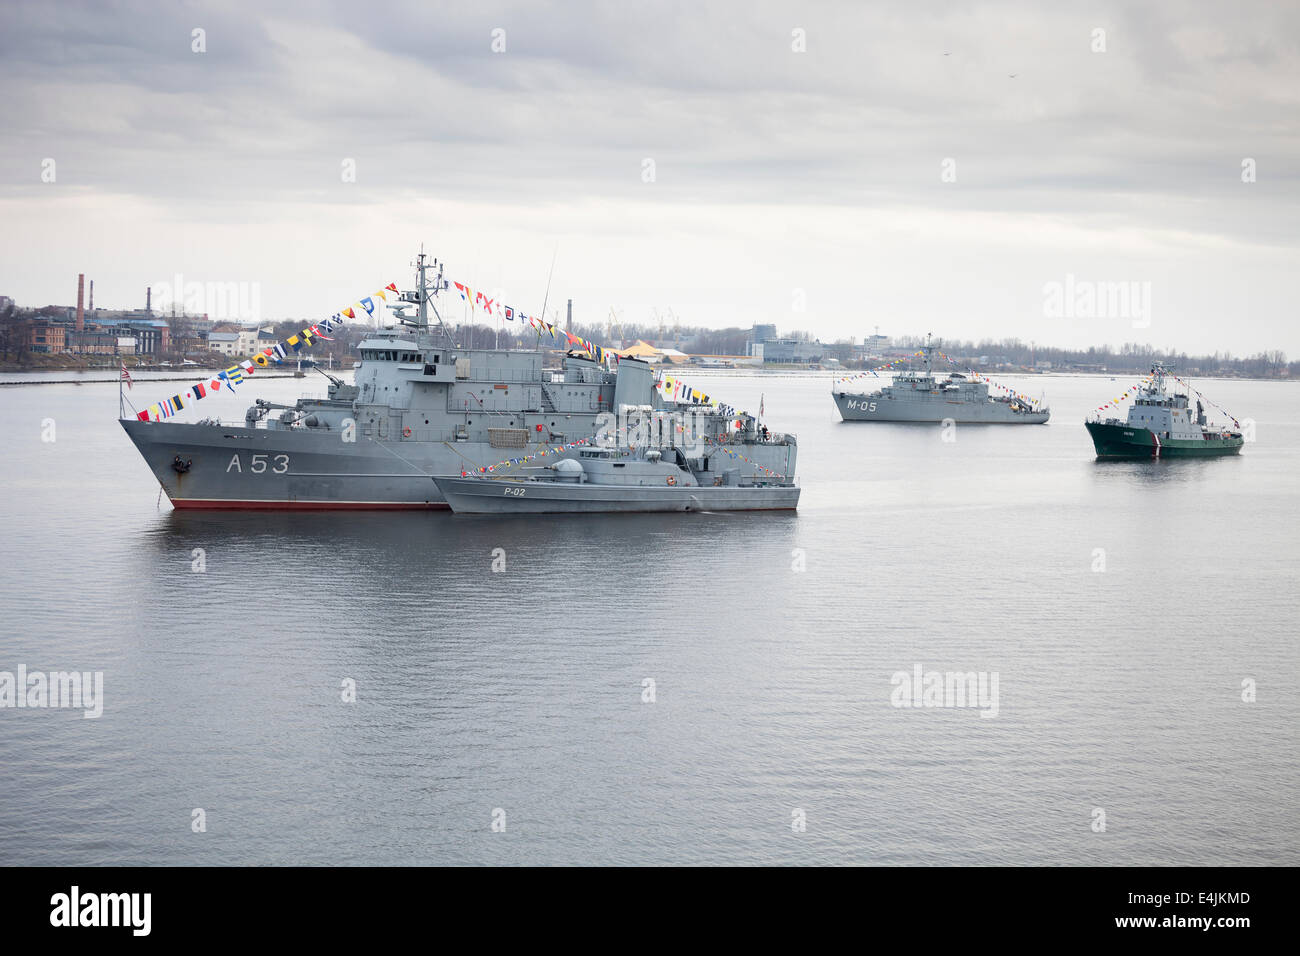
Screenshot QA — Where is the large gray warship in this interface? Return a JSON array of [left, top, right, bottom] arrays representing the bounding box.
[[434, 443, 799, 514], [833, 337, 1050, 424], [120, 253, 797, 509]]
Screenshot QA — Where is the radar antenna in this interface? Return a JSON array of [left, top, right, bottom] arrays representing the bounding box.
[[391, 249, 455, 347]]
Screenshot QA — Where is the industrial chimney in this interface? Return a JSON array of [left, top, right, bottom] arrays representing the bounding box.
[[146, 286, 152, 314], [88, 279, 94, 312], [76, 274, 85, 332], [566, 298, 572, 333]]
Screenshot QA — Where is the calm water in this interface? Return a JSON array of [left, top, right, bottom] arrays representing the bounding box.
[[1, 370, 1296, 865]]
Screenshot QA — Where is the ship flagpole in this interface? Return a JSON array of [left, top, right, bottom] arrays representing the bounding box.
[[537, 244, 558, 354], [118, 360, 131, 419]]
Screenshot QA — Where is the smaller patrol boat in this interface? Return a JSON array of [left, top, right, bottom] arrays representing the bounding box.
[[432, 444, 800, 514], [1085, 363, 1244, 459]]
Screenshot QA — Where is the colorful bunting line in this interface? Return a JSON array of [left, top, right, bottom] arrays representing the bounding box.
[[1093, 375, 1153, 414], [936, 352, 1045, 408], [450, 278, 618, 366], [462, 438, 593, 476], [652, 375, 738, 417], [1089, 372, 1238, 427], [701, 436, 785, 478], [133, 264, 765, 433], [836, 351, 924, 385], [1169, 373, 1240, 428], [134, 282, 397, 421], [467, 434, 784, 481]]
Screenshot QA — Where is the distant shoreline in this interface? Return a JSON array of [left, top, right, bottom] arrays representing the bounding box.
[[692, 367, 1293, 383], [0, 373, 305, 387], [0, 364, 1284, 387], [0, 367, 1290, 387]]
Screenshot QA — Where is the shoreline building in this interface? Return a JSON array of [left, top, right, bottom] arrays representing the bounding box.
[[15, 274, 205, 357], [19, 320, 67, 353], [747, 324, 777, 358], [759, 338, 824, 364]]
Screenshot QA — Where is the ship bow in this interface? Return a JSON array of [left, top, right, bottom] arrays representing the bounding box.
[[1086, 421, 1155, 459]]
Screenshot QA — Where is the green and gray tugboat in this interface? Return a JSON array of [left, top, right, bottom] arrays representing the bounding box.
[[1085, 363, 1244, 459]]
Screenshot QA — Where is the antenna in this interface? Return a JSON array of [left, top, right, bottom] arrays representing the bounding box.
[[422, 254, 456, 348], [539, 244, 558, 334], [607, 307, 625, 347], [393, 250, 454, 346]]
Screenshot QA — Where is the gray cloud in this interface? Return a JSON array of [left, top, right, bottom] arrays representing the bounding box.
[[1, 0, 1297, 351]]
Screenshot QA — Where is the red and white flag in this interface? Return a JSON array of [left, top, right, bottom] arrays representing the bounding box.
[[120, 363, 133, 390]]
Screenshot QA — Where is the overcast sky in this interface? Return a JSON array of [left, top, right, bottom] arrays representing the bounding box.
[[1, 0, 1297, 354]]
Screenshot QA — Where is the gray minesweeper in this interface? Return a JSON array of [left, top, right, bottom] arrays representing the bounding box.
[[119, 252, 797, 509], [434, 442, 800, 514], [833, 336, 1050, 424]]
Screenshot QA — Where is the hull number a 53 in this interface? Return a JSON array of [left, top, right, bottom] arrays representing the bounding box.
[[226, 453, 290, 474]]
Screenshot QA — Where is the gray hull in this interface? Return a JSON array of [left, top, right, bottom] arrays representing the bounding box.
[[833, 392, 1050, 424], [120, 419, 799, 510], [121, 418, 532, 509], [432, 477, 800, 514]]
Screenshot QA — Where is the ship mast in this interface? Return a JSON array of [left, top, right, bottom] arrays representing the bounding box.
[[1150, 361, 1169, 397], [397, 250, 455, 347]]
